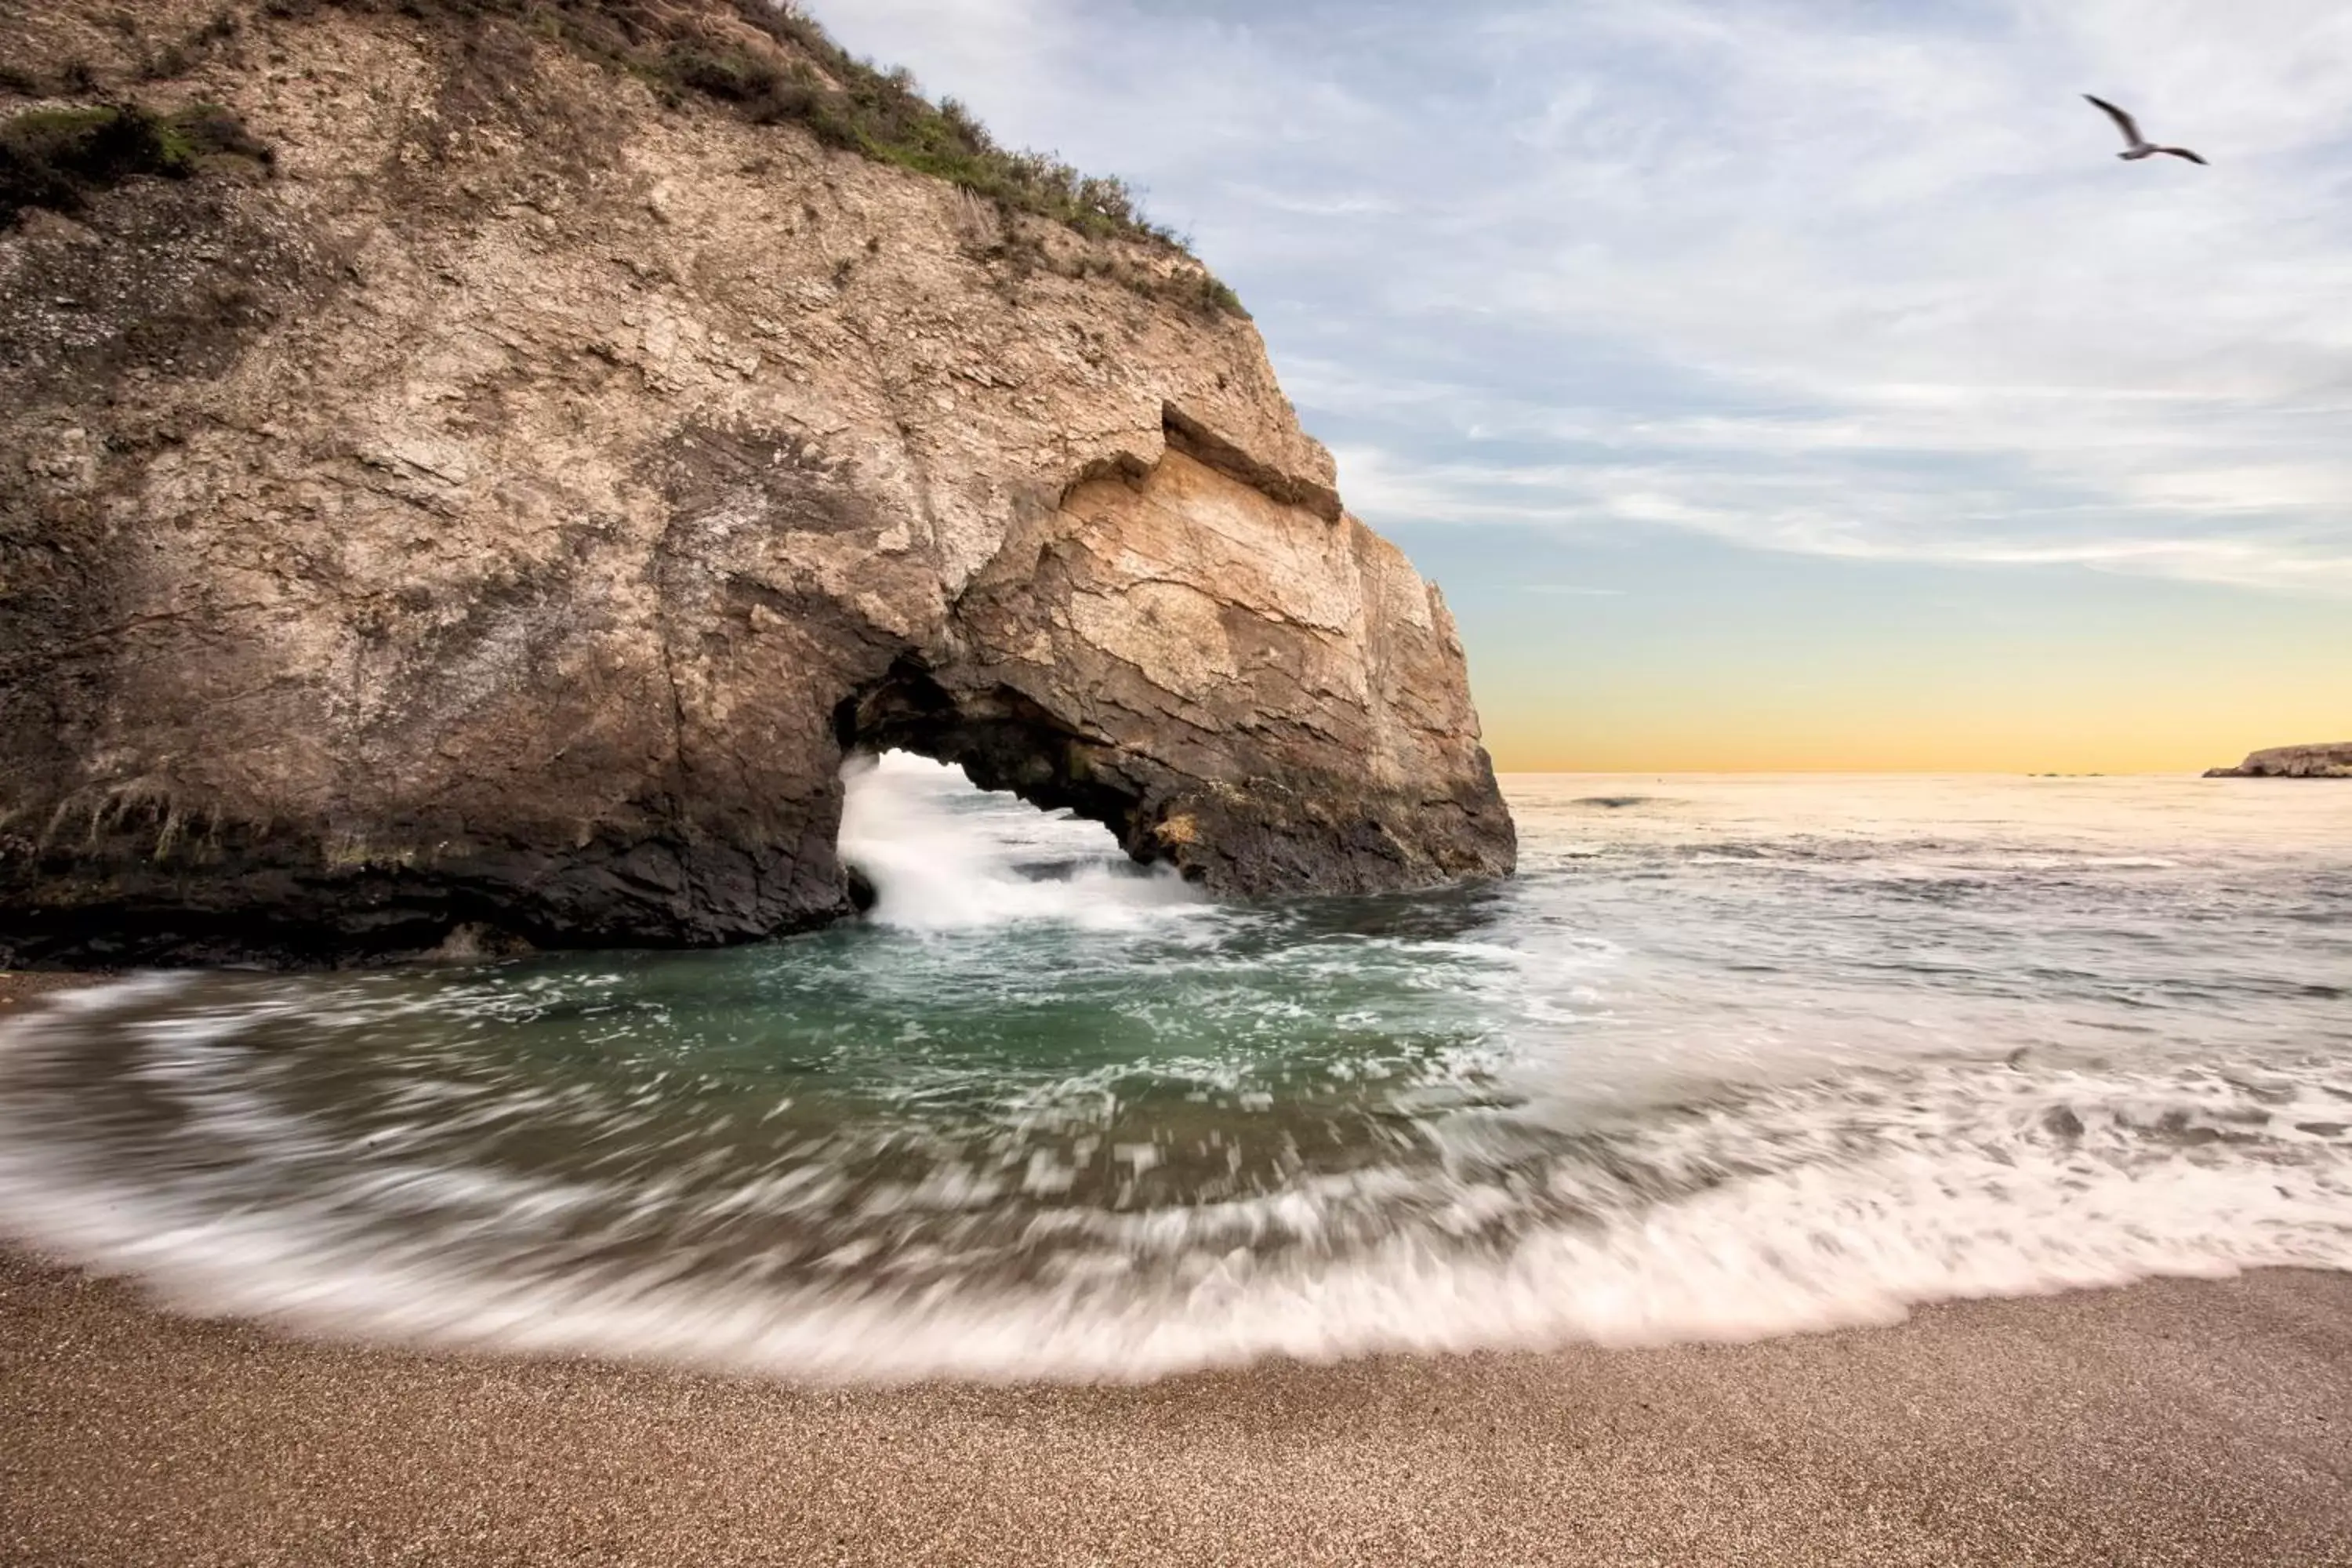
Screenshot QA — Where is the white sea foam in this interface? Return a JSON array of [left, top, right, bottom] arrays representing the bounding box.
[[0, 1096, 2339, 1385], [2, 977, 2346, 1383], [837, 752, 1203, 931]]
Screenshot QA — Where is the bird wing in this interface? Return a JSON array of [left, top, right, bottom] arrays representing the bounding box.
[[2157, 147, 2209, 165], [2083, 94, 2143, 145]]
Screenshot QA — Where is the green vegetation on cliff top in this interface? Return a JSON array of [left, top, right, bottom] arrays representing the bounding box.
[[315, 0, 1239, 307], [2, 1, 1243, 315], [670, 4, 1175, 246], [0, 101, 270, 228]]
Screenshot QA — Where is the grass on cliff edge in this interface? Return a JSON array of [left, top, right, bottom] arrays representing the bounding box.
[[0, 102, 272, 229], [289, 0, 1246, 316]]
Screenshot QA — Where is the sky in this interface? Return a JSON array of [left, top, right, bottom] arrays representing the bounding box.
[[804, 0, 2352, 771]]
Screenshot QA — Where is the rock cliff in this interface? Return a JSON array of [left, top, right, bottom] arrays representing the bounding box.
[[0, 0, 1514, 964], [2205, 743, 2352, 779]]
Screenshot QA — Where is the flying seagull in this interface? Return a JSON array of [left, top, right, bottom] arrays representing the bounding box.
[[2084, 95, 2207, 165]]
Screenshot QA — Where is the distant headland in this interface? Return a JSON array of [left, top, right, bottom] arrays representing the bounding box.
[[2205, 742, 2352, 779]]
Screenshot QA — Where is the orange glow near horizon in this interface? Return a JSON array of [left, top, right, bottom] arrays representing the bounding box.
[[1424, 536, 2352, 778], [1468, 641, 2350, 775]]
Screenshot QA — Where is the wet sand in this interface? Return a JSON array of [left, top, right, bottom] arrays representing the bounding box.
[[2, 1247, 2347, 1567]]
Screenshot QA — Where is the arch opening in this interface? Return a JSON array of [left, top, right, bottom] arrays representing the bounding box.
[[833, 659, 1200, 929], [833, 659, 1150, 844]]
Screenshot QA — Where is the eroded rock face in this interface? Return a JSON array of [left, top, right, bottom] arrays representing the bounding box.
[[0, 1, 1513, 965], [2205, 744, 2352, 779]]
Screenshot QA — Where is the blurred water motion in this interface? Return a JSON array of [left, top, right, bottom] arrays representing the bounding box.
[[1, 763, 2347, 1381]]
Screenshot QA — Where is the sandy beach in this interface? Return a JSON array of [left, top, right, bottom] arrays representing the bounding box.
[[0, 972, 103, 1011], [2, 1242, 2346, 1567]]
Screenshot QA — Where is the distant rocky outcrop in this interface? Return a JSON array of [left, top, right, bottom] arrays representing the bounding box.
[[0, 0, 1515, 966], [2205, 744, 2352, 779]]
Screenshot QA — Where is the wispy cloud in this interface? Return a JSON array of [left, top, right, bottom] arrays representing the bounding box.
[[804, 0, 2352, 595]]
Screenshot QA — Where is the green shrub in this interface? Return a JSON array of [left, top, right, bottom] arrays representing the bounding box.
[[0, 101, 272, 228], [648, 11, 1178, 249]]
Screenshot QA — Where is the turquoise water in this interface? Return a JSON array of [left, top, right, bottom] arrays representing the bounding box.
[[2, 760, 2348, 1380]]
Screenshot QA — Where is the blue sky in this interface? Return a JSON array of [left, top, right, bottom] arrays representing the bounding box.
[[804, 0, 2352, 769]]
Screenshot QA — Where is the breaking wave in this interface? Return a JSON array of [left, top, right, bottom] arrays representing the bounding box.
[[838, 751, 1202, 931]]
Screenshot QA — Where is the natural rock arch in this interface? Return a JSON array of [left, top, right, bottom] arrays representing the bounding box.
[[0, 2, 1514, 966]]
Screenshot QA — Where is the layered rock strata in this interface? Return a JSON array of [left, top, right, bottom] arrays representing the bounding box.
[[0, 0, 1515, 964]]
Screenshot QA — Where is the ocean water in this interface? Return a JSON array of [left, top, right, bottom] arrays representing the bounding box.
[[2, 758, 2347, 1381]]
